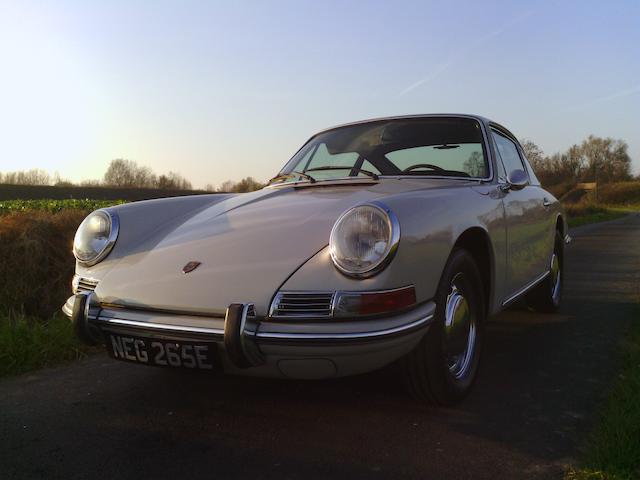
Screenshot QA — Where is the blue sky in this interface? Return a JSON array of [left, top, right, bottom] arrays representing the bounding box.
[[0, 0, 638, 187]]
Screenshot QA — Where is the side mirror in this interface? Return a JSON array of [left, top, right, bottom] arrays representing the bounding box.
[[503, 169, 528, 191]]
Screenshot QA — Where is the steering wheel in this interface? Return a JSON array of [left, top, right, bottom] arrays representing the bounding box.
[[402, 163, 446, 173]]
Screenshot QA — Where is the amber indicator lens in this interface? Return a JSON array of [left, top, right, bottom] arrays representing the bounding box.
[[334, 286, 416, 317]]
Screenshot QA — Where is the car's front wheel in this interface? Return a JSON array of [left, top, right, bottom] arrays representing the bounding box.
[[402, 248, 485, 405]]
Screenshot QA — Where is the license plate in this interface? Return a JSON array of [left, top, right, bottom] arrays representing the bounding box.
[[106, 333, 218, 370]]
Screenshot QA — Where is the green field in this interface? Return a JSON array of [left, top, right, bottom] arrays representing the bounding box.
[[0, 199, 124, 215]]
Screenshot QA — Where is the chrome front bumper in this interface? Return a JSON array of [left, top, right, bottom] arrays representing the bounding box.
[[63, 293, 435, 378]]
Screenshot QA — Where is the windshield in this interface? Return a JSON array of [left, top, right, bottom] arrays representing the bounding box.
[[274, 117, 489, 184]]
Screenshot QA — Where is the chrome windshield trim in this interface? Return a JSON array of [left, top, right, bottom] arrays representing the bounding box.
[[256, 314, 433, 341], [502, 271, 550, 307]]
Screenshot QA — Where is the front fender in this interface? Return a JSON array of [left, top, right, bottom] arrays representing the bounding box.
[[279, 185, 505, 309]]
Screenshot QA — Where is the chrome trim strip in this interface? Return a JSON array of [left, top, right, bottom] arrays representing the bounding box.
[[256, 314, 433, 341], [93, 317, 225, 336], [93, 313, 431, 342], [501, 271, 550, 307], [99, 302, 226, 319]]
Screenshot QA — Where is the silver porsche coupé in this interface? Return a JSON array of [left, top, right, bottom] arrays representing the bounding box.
[[64, 114, 569, 405]]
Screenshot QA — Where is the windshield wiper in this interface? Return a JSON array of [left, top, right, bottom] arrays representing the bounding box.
[[305, 166, 380, 180], [268, 170, 316, 185]]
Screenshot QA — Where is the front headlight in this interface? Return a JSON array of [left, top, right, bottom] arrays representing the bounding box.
[[329, 203, 400, 277], [73, 209, 119, 266]]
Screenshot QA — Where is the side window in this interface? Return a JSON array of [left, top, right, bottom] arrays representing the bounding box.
[[492, 131, 526, 177]]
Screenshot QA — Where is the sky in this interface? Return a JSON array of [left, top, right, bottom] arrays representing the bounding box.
[[0, 0, 638, 188]]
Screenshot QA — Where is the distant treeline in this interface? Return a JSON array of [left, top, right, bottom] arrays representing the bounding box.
[[0, 184, 209, 202], [521, 135, 636, 198], [0, 158, 266, 195], [2, 136, 636, 201]]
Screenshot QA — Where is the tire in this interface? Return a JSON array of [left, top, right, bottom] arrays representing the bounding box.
[[528, 230, 563, 313], [403, 248, 485, 405]]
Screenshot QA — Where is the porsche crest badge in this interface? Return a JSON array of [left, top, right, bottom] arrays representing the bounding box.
[[182, 261, 202, 274]]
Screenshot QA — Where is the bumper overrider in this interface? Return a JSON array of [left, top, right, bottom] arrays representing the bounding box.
[[63, 291, 435, 379]]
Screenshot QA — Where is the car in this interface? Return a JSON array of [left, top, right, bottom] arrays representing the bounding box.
[[63, 114, 569, 405]]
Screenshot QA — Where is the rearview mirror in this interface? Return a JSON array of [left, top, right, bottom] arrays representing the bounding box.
[[505, 169, 528, 191]]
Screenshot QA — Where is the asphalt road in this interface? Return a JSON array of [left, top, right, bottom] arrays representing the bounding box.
[[2, 214, 639, 480]]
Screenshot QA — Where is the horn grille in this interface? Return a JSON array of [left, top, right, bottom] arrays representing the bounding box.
[[269, 292, 335, 319]]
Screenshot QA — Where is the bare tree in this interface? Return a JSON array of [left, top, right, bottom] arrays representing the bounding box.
[[157, 171, 192, 190], [103, 159, 139, 187], [520, 139, 546, 173], [216, 180, 237, 193], [133, 165, 157, 189], [579, 135, 632, 184], [0, 169, 51, 185]]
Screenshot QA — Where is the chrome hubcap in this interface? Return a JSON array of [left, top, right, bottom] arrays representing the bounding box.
[[550, 253, 561, 305], [444, 277, 476, 379]]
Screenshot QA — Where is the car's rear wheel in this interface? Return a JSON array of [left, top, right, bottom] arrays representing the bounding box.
[[402, 248, 485, 405], [528, 230, 563, 313]]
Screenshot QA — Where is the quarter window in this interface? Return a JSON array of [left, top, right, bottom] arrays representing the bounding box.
[[492, 131, 526, 177]]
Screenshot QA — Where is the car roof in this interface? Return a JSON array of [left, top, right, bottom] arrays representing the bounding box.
[[313, 113, 520, 145]]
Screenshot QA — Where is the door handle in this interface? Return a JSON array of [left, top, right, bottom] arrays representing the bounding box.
[[543, 198, 551, 208]]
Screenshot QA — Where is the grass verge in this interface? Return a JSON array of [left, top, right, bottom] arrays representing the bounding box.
[[565, 204, 639, 228], [0, 311, 95, 378], [566, 306, 640, 480]]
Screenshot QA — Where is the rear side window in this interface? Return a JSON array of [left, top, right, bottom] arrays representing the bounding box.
[[492, 131, 525, 176], [518, 149, 541, 186]]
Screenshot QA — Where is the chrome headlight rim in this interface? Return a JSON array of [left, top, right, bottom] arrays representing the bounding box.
[[73, 209, 120, 267], [329, 201, 400, 279]]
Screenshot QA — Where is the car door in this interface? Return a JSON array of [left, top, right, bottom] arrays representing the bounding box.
[[491, 129, 549, 302]]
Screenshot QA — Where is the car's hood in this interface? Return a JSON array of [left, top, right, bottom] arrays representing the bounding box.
[[96, 179, 464, 315]]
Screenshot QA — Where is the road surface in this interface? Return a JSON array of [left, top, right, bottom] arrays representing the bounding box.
[[1, 214, 639, 480]]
